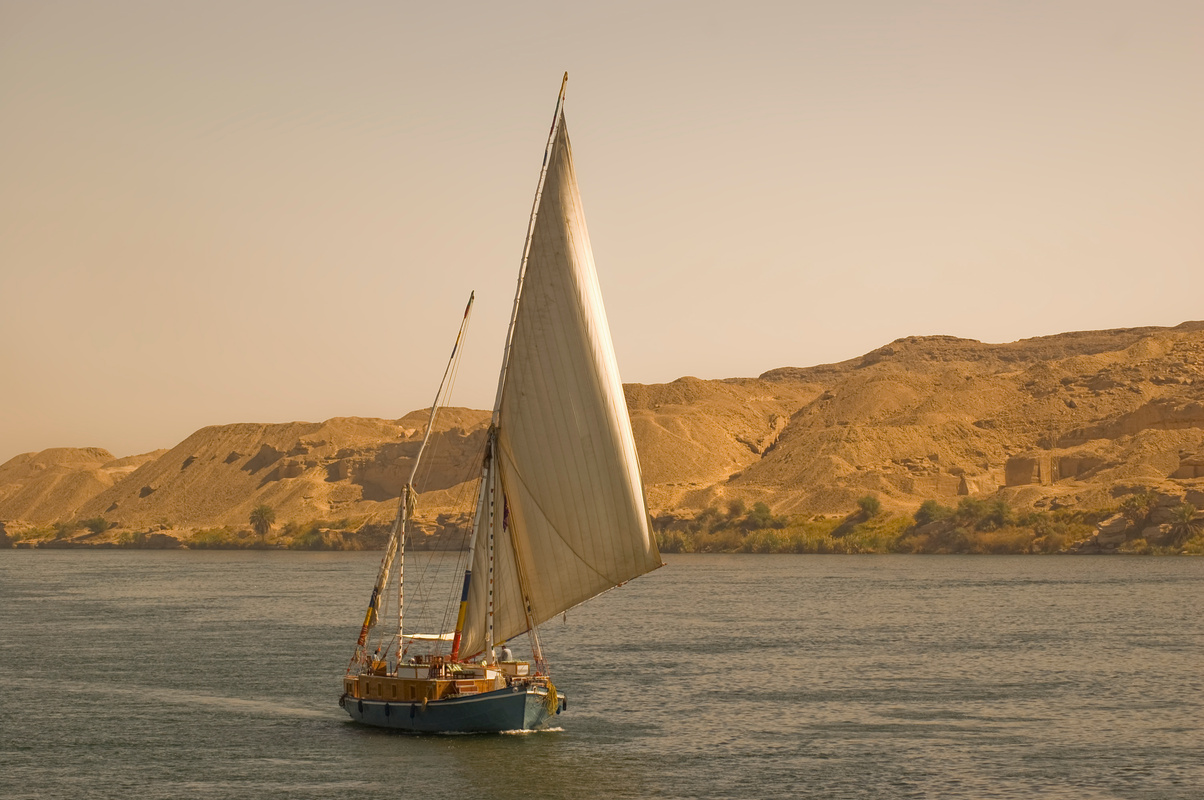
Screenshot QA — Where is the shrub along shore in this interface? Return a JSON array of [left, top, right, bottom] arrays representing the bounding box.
[[652, 495, 1204, 555], [4, 494, 1202, 554], [0, 515, 468, 551]]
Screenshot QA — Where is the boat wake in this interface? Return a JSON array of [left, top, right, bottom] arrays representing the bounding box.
[[389, 726, 566, 737], [4, 677, 328, 719], [139, 687, 330, 719]]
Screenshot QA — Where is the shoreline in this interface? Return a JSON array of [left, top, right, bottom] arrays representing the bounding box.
[[5, 490, 1203, 556], [5, 538, 1200, 556]]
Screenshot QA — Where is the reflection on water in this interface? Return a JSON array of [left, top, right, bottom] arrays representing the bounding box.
[[1, 551, 1201, 799]]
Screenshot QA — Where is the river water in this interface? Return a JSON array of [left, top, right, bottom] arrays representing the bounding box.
[[1, 552, 1201, 799]]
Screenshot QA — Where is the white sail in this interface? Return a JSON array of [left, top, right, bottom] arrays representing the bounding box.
[[458, 106, 661, 658], [462, 452, 524, 658]]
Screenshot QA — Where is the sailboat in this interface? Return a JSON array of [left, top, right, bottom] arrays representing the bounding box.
[[338, 75, 663, 733]]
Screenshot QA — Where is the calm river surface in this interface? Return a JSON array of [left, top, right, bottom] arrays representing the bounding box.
[[1, 552, 1201, 799]]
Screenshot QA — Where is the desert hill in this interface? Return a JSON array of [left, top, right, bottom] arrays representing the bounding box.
[[0, 447, 165, 523], [67, 409, 491, 530], [3, 321, 1203, 536], [738, 321, 1204, 514]]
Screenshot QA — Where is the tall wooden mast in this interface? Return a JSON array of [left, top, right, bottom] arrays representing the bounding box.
[[349, 292, 474, 671]]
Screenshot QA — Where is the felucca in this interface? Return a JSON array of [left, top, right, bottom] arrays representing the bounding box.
[[339, 74, 663, 733]]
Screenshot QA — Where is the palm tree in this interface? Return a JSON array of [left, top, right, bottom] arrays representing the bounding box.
[[1168, 503, 1201, 547], [1120, 493, 1153, 526], [249, 504, 276, 539]]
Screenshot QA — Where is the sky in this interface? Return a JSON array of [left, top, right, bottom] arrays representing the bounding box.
[[2, 0, 1202, 462]]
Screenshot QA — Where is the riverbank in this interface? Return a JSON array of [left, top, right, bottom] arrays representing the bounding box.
[[652, 492, 1204, 555], [0, 516, 469, 552], [5, 491, 1203, 554]]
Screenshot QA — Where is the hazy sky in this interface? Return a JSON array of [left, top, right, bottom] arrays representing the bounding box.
[[2, 0, 1201, 462]]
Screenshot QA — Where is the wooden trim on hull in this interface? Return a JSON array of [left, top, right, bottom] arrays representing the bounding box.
[[340, 685, 566, 733]]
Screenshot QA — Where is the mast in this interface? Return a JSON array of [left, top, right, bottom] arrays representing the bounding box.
[[455, 72, 661, 662], [485, 438, 498, 658], [449, 441, 490, 662], [485, 73, 568, 667], [451, 75, 568, 663], [350, 292, 474, 670], [395, 483, 411, 661], [490, 72, 568, 424]]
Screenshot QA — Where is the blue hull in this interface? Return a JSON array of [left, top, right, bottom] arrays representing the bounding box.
[[341, 685, 565, 733]]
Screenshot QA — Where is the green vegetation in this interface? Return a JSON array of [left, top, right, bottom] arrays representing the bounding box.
[[187, 518, 366, 550], [1096, 492, 1204, 552], [275, 518, 395, 550], [1169, 503, 1201, 547], [9, 520, 88, 542], [1114, 538, 1186, 556], [1120, 493, 1153, 526], [52, 521, 80, 539], [856, 495, 881, 518], [913, 499, 953, 527], [6, 525, 55, 543], [188, 527, 265, 549], [249, 505, 276, 538], [653, 501, 789, 553], [6, 496, 1200, 556], [79, 517, 113, 535], [656, 508, 912, 554], [281, 519, 343, 550], [649, 496, 1201, 555]]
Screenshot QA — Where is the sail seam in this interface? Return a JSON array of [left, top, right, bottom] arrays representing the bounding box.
[[498, 447, 622, 588]]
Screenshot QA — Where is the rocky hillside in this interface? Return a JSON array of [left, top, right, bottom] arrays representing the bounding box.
[[68, 410, 486, 530], [3, 322, 1203, 537], [0, 447, 165, 523], [736, 321, 1204, 514]]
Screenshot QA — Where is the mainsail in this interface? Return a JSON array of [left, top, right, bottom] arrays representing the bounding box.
[[457, 87, 662, 658]]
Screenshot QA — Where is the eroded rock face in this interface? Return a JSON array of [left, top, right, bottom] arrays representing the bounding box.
[[243, 444, 284, 474], [1066, 536, 1103, 554], [1171, 452, 1204, 479], [1148, 506, 1175, 525], [1058, 455, 1106, 480], [914, 519, 955, 538], [1143, 524, 1175, 546], [140, 532, 181, 549], [1005, 456, 1042, 487], [1096, 514, 1133, 546], [1060, 400, 1204, 445], [958, 474, 999, 495]]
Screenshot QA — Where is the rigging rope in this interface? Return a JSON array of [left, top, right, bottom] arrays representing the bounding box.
[[395, 298, 488, 664], [350, 293, 474, 673]]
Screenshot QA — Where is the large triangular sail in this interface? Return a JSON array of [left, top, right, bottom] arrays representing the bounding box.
[[458, 82, 661, 658]]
